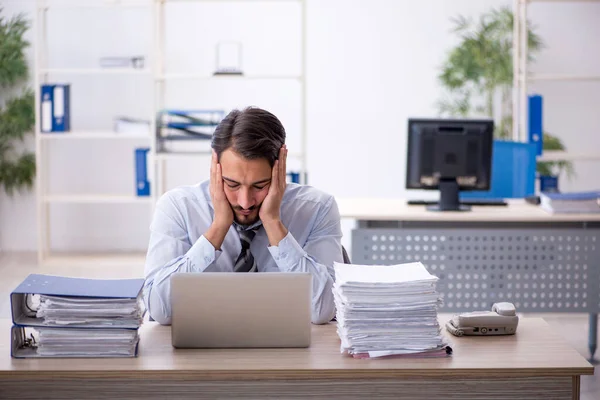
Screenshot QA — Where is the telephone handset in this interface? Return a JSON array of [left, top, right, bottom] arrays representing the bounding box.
[[446, 302, 519, 337]]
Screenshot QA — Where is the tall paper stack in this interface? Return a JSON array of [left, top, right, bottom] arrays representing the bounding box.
[[333, 261, 451, 359]]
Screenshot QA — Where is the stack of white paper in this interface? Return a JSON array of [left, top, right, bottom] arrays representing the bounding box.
[[36, 328, 138, 357], [113, 116, 151, 136], [34, 295, 143, 357], [333, 261, 450, 359], [37, 295, 144, 327]]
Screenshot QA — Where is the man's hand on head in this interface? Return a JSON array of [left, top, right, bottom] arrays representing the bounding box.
[[206, 150, 234, 250], [260, 145, 289, 246]]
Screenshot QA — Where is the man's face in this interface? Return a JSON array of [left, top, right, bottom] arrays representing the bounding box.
[[219, 149, 272, 226]]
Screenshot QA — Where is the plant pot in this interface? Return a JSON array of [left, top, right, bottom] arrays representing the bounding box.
[[539, 175, 559, 193]]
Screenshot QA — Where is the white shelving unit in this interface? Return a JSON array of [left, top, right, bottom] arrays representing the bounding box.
[[34, 0, 307, 265], [512, 0, 600, 165], [34, 0, 156, 266], [153, 0, 307, 197], [39, 131, 151, 140], [39, 68, 152, 75]]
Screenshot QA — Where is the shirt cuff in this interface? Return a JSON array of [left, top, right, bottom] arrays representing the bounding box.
[[268, 232, 306, 272], [187, 235, 222, 271]]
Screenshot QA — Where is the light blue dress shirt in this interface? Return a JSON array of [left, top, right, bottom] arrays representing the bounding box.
[[143, 181, 343, 325]]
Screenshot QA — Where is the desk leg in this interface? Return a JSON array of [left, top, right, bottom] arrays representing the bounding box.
[[589, 313, 597, 361], [572, 376, 581, 400]]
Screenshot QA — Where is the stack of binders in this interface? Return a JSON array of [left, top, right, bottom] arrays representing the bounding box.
[[10, 274, 145, 358], [157, 109, 225, 141], [156, 109, 225, 154], [333, 261, 451, 359], [540, 190, 600, 214]]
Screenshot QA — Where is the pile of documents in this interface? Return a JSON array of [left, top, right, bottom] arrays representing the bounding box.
[[113, 116, 151, 136], [157, 109, 224, 140], [333, 261, 450, 359], [540, 190, 600, 214], [156, 109, 225, 153], [35, 328, 139, 357], [37, 295, 144, 327], [10, 274, 145, 358], [99, 56, 145, 69]]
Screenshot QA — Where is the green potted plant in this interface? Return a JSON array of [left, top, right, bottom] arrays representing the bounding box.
[[0, 9, 36, 196], [536, 133, 574, 192], [437, 6, 573, 189]]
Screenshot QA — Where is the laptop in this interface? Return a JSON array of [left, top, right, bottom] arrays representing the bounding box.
[[170, 272, 312, 348]]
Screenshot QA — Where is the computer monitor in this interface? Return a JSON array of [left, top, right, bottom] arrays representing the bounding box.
[[406, 118, 494, 212]]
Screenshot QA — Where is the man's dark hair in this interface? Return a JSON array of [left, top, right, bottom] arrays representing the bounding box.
[[211, 107, 286, 167]]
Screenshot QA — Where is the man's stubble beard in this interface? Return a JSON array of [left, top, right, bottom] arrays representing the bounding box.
[[231, 203, 262, 227]]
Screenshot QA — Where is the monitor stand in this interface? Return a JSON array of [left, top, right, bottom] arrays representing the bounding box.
[[427, 180, 471, 212]]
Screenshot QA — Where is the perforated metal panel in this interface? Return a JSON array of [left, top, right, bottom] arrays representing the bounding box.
[[352, 228, 600, 313]]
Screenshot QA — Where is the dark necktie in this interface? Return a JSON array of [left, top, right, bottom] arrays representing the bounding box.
[[233, 225, 259, 272]]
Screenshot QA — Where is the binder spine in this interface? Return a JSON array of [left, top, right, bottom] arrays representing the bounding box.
[[528, 94, 543, 156], [135, 148, 151, 196], [40, 84, 71, 133]]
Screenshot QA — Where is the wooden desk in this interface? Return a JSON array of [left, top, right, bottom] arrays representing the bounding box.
[[0, 318, 593, 399], [336, 198, 600, 222], [337, 198, 600, 360]]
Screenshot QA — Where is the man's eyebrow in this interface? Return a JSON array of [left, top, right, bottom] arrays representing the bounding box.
[[252, 178, 272, 185], [222, 177, 240, 185], [222, 177, 271, 185]]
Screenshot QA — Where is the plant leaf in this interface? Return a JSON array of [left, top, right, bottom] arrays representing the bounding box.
[[0, 10, 30, 87]]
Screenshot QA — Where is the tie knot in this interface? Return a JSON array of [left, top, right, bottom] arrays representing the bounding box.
[[237, 226, 258, 248]]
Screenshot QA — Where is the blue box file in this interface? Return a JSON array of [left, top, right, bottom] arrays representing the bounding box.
[[528, 95, 543, 156], [287, 172, 300, 184], [40, 84, 70, 132], [135, 148, 151, 196], [461, 140, 537, 199]]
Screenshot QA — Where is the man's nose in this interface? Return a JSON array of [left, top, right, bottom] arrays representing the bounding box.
[[237, 187, 254, 209]]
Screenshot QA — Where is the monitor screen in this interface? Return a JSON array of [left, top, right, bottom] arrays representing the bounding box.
[[406, 118, 494, 211]]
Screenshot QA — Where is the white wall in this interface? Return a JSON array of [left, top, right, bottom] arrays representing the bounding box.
[[1, 0, 599, 254]]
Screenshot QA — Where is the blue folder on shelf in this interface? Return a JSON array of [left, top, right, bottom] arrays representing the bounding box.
[[528, 95, 544, 156], [135, 148, 151, 196], [40, 84, 71, 133]]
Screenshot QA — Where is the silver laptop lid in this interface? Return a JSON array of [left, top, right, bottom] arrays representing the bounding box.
[[171, 272, 312, 348]]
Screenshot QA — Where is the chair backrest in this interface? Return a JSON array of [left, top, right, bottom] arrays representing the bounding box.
[[330, 245, 352, 322], [342, 245, 351, 264]]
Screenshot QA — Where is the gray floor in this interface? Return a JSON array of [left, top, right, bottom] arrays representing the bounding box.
[[1, 251, 598, 399]]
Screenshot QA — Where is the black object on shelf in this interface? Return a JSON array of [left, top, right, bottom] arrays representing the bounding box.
[[213, 71, 244, 76], [525, 195, 541, 205], [408, 198, 508, 207]]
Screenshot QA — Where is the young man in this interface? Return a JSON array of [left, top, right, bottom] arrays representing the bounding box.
[[143, 107, 343, 325]]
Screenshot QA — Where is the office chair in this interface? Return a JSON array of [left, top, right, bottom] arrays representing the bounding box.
[[342, 245, 351, 264], [330, 245, 351, 323]]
